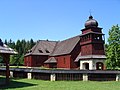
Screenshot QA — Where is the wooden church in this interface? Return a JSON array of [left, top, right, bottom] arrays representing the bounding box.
[[24, 16, 106, 70]]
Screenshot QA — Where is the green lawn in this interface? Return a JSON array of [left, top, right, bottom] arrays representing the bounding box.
[[0, 77, 120, 90]]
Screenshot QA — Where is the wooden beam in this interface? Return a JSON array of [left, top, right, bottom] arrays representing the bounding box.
[[4, 54, 10, 84]]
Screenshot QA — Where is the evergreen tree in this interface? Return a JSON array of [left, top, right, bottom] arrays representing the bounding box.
[[7, 39, 36, 66], [106, 25, 120, 69], [4, 39, 7, 45], [7, 39, 15, 49], [30, 39, 35, 48], [21, 39, 26, 54]]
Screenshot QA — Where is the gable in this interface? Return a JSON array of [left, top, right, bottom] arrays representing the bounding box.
[[25, 40, 58, 56], [50, 35, 80, 56]]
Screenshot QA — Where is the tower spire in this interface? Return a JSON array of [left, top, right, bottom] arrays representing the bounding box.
[[89, 9, 92, 16], [89, 9, 93, 19]]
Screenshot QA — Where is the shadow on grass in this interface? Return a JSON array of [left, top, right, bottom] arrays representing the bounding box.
[[0, 77, 37, 89]]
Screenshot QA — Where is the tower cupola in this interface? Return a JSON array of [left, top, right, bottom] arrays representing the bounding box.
[[85, 15, 98, 28]]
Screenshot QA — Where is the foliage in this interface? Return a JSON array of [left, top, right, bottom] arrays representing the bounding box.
[[0, 56, 4, 66], [5, 39, 36, 66], [106, 25, 120, 69]]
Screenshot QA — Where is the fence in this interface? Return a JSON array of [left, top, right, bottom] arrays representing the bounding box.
[[0, 68, 120, 81]]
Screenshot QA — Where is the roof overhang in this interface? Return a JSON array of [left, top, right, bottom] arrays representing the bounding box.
[[0, 44, 18, 55], [24, 53, 50, 57], [44, 57, 57, 64], [75, 55, 106, 62], [80, 32, 104, 37], [81, 27, 103, 31]]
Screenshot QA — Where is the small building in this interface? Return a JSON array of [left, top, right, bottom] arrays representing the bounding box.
[[24, 16, 106, 70], [0, 39, 17, 84], [24, 40, 57, 67]]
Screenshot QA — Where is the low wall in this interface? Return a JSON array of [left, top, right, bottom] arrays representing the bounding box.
[[56, 73, 83, 81], [32, 73, 50, 80], [0, 68, 120, 81], [88, 74, 116, 81], [13, 71, 27, 78]]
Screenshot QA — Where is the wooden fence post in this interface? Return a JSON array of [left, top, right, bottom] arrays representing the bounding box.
[[10, 71, 13, 78], [116, 74, 120, 81], [83, 73, 88, 81], [4, 54, 10, 84], [27, 73, 32, 79], [50, 73, 56, 81]]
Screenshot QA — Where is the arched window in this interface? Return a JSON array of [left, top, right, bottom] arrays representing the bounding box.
[[83, 63, 89, 70]]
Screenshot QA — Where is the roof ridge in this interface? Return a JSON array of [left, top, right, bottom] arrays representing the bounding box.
[[38, 40, 58, 42], [50, 35, 80, 56], [31, 41, 39, 54], [69, 39, 80, 54], [50, 41, 60, 55]]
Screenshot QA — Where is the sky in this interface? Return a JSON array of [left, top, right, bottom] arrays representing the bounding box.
[[0, 0, 120, 43]]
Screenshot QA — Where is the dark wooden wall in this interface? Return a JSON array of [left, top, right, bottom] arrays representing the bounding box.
[[24, 55, 48, 67]]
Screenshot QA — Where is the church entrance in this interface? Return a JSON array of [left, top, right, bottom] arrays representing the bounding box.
[[96, 62, 104, 70], [83, 63, 89, 70]]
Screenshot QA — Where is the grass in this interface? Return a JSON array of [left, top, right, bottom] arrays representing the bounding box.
[[0, 77, 120, 90], [0, 66, 67, 70], [0, 66, 50, 70]]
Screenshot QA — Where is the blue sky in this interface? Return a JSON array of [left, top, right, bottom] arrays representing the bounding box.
[[0, 0, 120, 43]]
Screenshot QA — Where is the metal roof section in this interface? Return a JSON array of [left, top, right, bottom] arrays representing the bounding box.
[[78, 55, 106, 60]]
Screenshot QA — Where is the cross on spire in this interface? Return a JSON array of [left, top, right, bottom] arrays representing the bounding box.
[[89, 9, 93, 16]]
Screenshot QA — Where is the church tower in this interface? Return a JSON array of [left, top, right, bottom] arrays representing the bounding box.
[[79, 15, 106, 70]]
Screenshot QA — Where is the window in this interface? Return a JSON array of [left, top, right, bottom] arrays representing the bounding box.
[[45, 49, 50, 53], [83, 63, 89, 70], [38, 49, 43, 53], [29, 50, 32, 53], [97, 36, 100, 40], [96, 62, 104, 70]]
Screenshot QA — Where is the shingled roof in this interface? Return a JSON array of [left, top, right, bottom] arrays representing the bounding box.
[[0, 44, 17, 54], [77, 55, 107, 59], [50, 35, 80, 56], [0, 39, 17, 54], [74, 52, 81, 62], [25, 40, 58, 56], [25, 35, 80, 56]]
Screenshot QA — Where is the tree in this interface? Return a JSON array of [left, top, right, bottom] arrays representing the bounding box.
[[106, 25, 120, 69], [4, 39, 7, 45], [30, 39, 35, 49], [7, 39, 36, 66]]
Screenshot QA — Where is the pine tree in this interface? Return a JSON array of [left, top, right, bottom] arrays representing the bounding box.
[[8, 39, 36, 66], [4, 39, 8, 45]]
